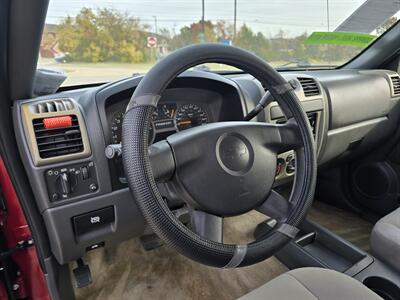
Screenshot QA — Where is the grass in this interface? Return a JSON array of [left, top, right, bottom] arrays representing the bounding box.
[[37, 58, 243, 86]]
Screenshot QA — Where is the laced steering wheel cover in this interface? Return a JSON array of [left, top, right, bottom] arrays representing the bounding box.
[[122, 44, 316, 268]]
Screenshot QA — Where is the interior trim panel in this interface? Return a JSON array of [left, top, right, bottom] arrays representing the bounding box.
[[20, 98, 91, 166]]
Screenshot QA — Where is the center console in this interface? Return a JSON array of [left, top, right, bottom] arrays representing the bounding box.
[[274, 220, 373, 275], [272, 219, 400, 300]]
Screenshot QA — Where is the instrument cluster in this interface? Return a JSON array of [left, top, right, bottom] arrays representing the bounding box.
[[110, 102, 210, 144]]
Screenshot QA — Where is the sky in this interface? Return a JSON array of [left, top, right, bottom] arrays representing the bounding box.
[[45, 0, 391, 37]]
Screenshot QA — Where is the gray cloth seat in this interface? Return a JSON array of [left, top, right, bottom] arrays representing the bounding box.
[[239, 267, 382, 300], [371, 207, 400, 272]]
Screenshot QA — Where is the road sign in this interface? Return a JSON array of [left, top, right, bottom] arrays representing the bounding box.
[[147, 36, 157, 48], [221, 39, 232, 46]]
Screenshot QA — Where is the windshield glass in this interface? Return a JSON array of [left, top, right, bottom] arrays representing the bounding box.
[[39, 0, 400, 86]]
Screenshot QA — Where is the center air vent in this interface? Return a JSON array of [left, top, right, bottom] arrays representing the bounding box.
[[298, 77, 320, 97], [276, 112, 318, 140], [32, 115, 84, 159], [32, 99, 74, 114], [390, 75, 400, 96]]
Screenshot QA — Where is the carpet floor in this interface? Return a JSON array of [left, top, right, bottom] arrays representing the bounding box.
[[308, 201, 374, 252], [74, 211, 287, 300], [73, 201, 374, 300]]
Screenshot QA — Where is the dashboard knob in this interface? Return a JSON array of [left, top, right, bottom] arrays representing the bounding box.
[[105, 144, 122, 159], [286, 159, 296, 174], [56, 173, 73, 195]]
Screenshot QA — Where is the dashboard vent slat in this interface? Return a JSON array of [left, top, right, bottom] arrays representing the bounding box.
[[32, 115, 84, 159], [298, 77, 320, 97], [32, 99, 74, 114], [33, 125, 80, 133], [391, 75, 400, 96]]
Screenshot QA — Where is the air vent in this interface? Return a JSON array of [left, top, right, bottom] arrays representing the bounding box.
[[276, 112, 318, 139], [390, 75, 400, 96], [298, 77, 320, 97], [32, 115, 84, 159], [32, 99, 74, 114]]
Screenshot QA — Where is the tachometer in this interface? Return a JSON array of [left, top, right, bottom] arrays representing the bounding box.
[[111, 111, 124, 144], [175, 104, 209, 131]]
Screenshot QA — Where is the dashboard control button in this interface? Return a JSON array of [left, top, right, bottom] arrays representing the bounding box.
[[105, 144, 122, 159], [276, 158, 285, 176], [73, 207, 114, 236], [286, 159, 296, 174], [46, 162, 98, 201], [57, 173, 73, 195], [286, 154, 294, 162], [81, 167, 89, 180], [89, 183, 98, 192]]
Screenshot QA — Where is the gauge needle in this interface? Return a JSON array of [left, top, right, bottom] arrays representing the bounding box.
[[177, 120, 192, 125]]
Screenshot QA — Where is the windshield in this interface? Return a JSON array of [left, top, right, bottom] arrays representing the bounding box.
[[38, 0, 400, 86]]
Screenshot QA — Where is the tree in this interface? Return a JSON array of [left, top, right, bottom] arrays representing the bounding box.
[[215, 21, 234, 40], [170, 20, 217, 49], [55, 7, 367, 66], [57, 8, 148, 63], [234, 24, 271, 60]]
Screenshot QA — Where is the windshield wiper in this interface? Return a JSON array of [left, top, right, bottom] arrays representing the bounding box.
[[277, 59, 312, 68], [276, 59, 336, 70]]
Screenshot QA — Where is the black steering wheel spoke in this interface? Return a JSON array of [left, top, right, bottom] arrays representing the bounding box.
[[276, 118, 303, 152], [190, 210, 223, 243], [149, 140, 176, 183], [257, 190, 290, 222]]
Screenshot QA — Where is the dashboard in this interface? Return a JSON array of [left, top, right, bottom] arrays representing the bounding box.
[[12, 68, 400, 265]]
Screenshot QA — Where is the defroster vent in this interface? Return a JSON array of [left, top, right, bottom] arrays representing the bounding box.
[[298, 77, 320, 97], [32, 99, 74, 114]]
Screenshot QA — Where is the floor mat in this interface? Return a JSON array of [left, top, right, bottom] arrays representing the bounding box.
[[308, 201, 374, 252], [73, 211, 287, 300]]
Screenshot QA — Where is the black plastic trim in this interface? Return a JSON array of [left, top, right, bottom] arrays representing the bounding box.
[[276, 219, 373, 275]]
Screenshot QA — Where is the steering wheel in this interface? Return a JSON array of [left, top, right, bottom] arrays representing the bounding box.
[[122, 44, 317, 268]]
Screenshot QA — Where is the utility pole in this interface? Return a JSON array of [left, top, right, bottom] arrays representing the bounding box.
[[326, 0, 330, 31], [233, 0, 237, 41], [327, 0, 331, 64], [200, 0, 205, 43], [152, 16, 158, 62], [153, 15, 158, 35]]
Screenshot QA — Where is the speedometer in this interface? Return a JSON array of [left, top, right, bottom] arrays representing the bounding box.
[[175, 104, 209, 131]]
